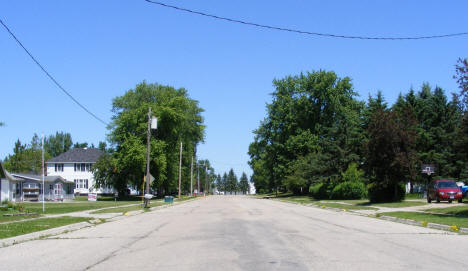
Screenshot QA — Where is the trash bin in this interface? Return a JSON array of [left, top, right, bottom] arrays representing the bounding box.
[[164, 196, 174, 203]]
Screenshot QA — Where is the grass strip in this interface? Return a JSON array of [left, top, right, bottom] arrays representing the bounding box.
[[380, 211, 468, 229], [20, 201, 138, 215], [318, 202, 377, 210], [0, 216, 90, 239], [175, 196, 197, 202], [425, 205, 468, 216], [359, 201, 427, 208], [278, 196, 317, 204]]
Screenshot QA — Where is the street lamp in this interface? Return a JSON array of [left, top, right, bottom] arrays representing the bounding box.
[[144, 107, 157, 208]]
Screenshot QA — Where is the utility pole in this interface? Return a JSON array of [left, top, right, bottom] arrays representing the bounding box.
[[205, 165, 208, 195], [190, 156, 193, 196], [41, 133, 45, 212], [197, 161, 200, 194], [144, 107, 151, 208], [178, 141, 182, 199]]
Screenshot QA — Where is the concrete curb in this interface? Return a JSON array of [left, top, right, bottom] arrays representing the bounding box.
[[1, 197, 201, 247], [271, 198, 468, 234], [378, 215, 468, 233], [1, 221, 93, 248]]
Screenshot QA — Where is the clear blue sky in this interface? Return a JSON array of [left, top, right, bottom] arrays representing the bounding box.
[[1, 0, 467, 178]]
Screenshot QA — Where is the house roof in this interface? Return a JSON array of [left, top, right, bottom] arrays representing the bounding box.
[[46, 148, 104, 163], [0, 162, 22, 181], [11, 173, 73, 184], [0, 162, 5, 179]]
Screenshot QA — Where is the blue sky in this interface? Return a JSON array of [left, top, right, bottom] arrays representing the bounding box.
[[1, 0, 467, 178]]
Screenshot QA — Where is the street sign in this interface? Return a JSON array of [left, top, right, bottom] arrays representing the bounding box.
[[148, 174, 155, 185], [421, 164, 435, 175], [151, 116, 157, 129]]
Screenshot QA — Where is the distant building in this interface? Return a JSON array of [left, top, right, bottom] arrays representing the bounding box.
[[46, 148, 113, 195], [0, 162, 74, 202], [249, 182, 256, 194]]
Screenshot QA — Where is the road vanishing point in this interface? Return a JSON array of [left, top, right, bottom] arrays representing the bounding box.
[[1, 196, 467, 271]]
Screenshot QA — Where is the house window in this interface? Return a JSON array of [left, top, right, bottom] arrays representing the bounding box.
[[74, 179, 89, 189], [54, 184, 62, 195], [55, 164, 64, 172]]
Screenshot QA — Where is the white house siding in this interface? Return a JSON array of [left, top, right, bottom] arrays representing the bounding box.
[[47, 163, 113, 195], [1, 179, 9, 202]]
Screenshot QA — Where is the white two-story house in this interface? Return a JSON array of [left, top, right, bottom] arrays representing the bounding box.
[[46, 148, 113, 195]]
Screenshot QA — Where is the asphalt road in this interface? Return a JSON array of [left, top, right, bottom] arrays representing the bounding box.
[[1, 196, 467, 271]]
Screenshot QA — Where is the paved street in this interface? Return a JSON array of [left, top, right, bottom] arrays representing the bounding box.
[[1, 196, 467, 271]]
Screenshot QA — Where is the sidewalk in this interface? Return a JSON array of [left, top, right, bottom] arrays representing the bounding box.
[[0, 202, 145, 225]]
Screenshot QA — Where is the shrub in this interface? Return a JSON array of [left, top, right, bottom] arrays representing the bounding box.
[[367, 182, 405, 203], [331, 181, 366, 199], [341, 163, 364, 183], [309, 180, 337, 199]]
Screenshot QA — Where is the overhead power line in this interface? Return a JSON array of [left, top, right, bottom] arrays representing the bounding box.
[[0, 18, 108, 126], [144, 0, 468, 40]]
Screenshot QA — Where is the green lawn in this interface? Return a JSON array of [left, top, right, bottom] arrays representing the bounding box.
[[317, 202, 377, 210], [21, 201, 138, 214], [0, 201, 138, 223], [380, 211, 468, 229], [274, 195, 426, 209], [255, 192, 294, 199], [0, 216, 90, 239], [425, 204, 468, 216], [277, 196, 317, 204], [361, 201, 427, 208], [74, 195, 142, 201], [175, 196, 196, 202]]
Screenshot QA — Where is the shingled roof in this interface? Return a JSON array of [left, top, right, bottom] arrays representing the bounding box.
[[46, 148, 104, 163]]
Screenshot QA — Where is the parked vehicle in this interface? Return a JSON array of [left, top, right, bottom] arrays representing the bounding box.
[[456, 182, 468, 199], [427, 179, 463, 203]]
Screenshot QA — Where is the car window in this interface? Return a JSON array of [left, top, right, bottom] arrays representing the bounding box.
[[437, 182, 458, 189]]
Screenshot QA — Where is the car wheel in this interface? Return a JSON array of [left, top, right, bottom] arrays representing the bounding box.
[[436, 196, 440, 203], [448, 200, 452, 203], [458, 199, 462, 203]]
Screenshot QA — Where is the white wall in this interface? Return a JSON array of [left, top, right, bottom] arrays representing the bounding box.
[[47, 163, 108, 194], [1, 179, 10, 202]]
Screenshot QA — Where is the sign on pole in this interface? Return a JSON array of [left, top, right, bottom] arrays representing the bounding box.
[[151, 116, 157, 129], [421, 164, 435, 176], [88, 193, 97, 201]]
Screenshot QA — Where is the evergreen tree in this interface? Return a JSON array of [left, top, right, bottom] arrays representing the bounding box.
[[44, 132, 73, 157], [226, 169, 238, 194], [238, 172, 250, 194]]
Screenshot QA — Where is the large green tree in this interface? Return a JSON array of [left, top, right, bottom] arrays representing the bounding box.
[[249, 70, 363, 194], [392, 84, 461, 180], [454, 58, 468, 179], [93, 82, 205, 196], [3, 135, 51, 174], [365, 107, 418, 202], [44, 131, 73, 157]]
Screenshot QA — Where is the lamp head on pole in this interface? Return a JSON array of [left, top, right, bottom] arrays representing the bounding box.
[[151, 116, 157, 130]]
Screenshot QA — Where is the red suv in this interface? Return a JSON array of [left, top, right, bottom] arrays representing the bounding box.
[[427, 180, 463, 203]]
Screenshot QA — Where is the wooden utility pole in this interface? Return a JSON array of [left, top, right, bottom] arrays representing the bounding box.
[[178, 141, 182, 198], [205, 165, 208, 195], [144, 107, 152, 208], [190, 156, 193, 196]]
